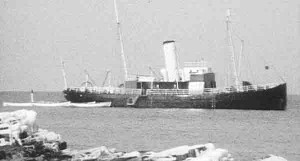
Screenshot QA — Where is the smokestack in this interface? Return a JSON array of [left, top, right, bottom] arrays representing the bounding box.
[[160, 68, 168, 81], [163, 40, 179, 81]]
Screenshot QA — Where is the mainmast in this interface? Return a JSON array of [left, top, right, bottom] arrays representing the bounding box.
[[113, 0, 128, 81], [226, 9, 240, 88]]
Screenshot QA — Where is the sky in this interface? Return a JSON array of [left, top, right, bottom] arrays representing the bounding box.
[[0, 0, 299, 94]]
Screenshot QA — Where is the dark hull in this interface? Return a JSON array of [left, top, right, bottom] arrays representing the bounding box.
[[63, 83, 287, 110]]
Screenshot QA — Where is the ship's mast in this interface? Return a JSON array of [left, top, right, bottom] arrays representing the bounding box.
[[60, 58, 68, 90], [226, 9, 240, 88], [237, 39, 244, 78], [113, 0, 128, 81]]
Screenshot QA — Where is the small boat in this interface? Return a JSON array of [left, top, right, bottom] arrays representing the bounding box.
[[2, 89, 71, 107], [69, 102, 111, 108], [2, 102, 71, 107], [31, 101, 71, 107], [2, 102, 34, 107]]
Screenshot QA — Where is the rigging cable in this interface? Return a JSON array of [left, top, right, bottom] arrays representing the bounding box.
[[230, 25, 253, 83], [84, 69, 97, 86], [231, 18, 285, 84], [102, 70, 111, 87], [230, 22, 285, 84]]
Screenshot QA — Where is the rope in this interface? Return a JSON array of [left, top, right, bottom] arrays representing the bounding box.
[[243, 50, 257, 84], [231, 21, 284, 84], [231, 26, 257, 84]]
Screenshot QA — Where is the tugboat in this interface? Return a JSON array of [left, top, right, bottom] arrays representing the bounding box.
[[62, 2, 286, 110]]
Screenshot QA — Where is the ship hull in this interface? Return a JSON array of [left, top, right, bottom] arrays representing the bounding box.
[[63, 83, 286, 110]]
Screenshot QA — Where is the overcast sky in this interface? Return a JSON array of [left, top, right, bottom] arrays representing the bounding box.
[[0, 0, 299, 94]]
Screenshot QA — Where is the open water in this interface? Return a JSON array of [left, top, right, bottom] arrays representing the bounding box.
[[0, 91, 299, 161]]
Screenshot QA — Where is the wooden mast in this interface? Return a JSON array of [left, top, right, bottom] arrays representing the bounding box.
[[113, 0, 128, 82], [226, 9, 240, 89]]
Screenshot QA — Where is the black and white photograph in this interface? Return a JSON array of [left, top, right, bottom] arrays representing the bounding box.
[[0, 0, 299, 160]]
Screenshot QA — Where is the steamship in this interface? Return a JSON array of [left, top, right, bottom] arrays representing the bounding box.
[[63, 39, 286, 110], [62, 3, 287, 110]]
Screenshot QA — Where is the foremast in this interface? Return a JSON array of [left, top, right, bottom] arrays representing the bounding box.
[[226, 9, 240, 89], [113, 0, 128, 81]]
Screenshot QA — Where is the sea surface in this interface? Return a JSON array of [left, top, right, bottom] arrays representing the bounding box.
[[0, 91, 299, 161]]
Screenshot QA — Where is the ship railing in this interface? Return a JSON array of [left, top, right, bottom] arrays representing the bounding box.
[[67, 87, 87, 92], [67, 87, 142, 95], [124, 89, 143, 95], [239, 83, 279, 92], [203, 83, 280, 94], [126, 75, 138, 81], [67, 83, 280, 95], [146, 89, 189, 95]]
